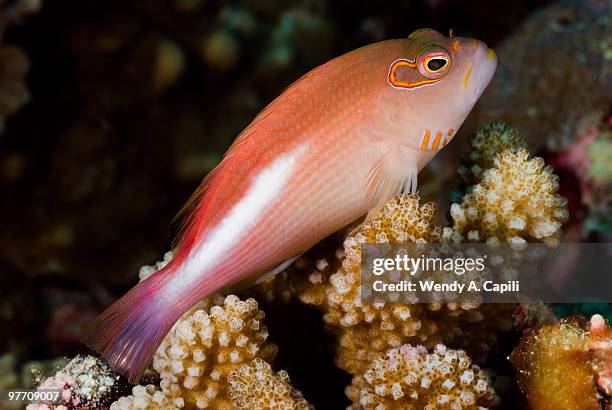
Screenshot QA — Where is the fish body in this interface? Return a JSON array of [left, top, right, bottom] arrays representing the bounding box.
[[84, 29, 497, 382]]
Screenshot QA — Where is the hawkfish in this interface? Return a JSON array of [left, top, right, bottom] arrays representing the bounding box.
[[83, 28, 497, 382]]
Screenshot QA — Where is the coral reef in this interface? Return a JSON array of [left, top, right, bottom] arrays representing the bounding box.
[[510, 315, 612, 410], [227, 358, 312, 410], [283, 123, 565, 382], [112, 295, 278, 409], [26, 355, 119, 410], [479, 0, 612, 151], [291, 193, 515, 377], [346, 343, 498, 410], [3, 0, 610, 408], [19, 121, 572, 409]]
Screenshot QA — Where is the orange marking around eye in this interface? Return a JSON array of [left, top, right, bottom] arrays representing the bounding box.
[[447, 129, 454, 136], [388, 59, 415, 88], [420, 129, 431, 150], [388, 58, 443, 89], [432, 131, 443, 150], [451, 40, 460, 51]]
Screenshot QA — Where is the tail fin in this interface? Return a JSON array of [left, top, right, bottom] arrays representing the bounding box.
[[82, 267, 186, 383]]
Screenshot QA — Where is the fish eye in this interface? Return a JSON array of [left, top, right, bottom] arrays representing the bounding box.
[[417, 46, 451, 80], [427, 58, 447, 72]]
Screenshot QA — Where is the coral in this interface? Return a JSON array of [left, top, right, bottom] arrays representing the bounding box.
[[457, 122, 527, 186], [548, 110, 612, 239], [274, 123, 565, 390], [346, 343, 498, 410], [512, 302, 557, 332], [26, 355, 119, 410], [479, 0, 612, 150], [586, 137, 612, 188], [588, 314, 612, 398], [295, 194, 513, 376], [111, 384, 169, 410], [227, 358, 313, 410], [138, 251, 175, 282], [449, 148, 569, 245], [509, 316, 610, 410], [111, 295, 277, 410], [296, 195, 442, 374], [299, 194, 442, 328]]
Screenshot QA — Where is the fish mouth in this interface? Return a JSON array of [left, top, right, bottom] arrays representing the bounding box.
[[470, 44, 497, 104]]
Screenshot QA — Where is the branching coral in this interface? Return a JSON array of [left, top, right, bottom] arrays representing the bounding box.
[[346, 343, 498, 410], [510, 315, 612, 410], [227, 358, 312, 410], [299, 194, 442, 327], [293, 194, 513, 376], [449, 122, 569, 245], [449, 148, 569, 245], [457, 122, 527, 185], [111, 295, 278, 410], [296, 195, 444, 374], [47, 121, 568, 409], [267, 122, 565, 398], [27, 355, 119, 410]]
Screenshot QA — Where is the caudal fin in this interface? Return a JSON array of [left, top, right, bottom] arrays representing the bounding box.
[[82, 268, 185, 383]]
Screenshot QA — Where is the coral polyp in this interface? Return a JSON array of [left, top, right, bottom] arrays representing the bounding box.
[[112, 295, 278, 409], [346, 343, 498, 410], [450, 148, 569, 245], [227, 359, 312, 410]]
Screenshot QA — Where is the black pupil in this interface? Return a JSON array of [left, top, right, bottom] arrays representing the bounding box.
[[427, 58, 447, 71]]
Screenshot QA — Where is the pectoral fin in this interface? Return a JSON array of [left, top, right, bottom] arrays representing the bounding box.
[[364, 149, 418, 222]]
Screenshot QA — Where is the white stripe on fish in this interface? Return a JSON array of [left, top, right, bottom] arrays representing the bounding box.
[[163, 143, 309, 302]]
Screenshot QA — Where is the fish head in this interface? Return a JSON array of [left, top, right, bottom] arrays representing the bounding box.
[[385, 28, 497, 152]]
